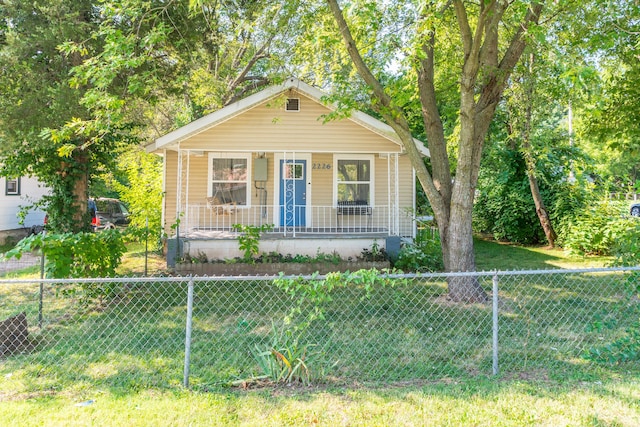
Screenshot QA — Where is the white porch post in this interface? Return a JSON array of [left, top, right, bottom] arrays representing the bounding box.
[[394, 153, 400, 236], [176, 146, 183, 236], [186, 149, 191, 233], [186, 150, 190, 213]]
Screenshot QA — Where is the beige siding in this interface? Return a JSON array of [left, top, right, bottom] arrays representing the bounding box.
[[398, 155, 415, 236], [185, 155, 209, 205], [180, 92, 403, 154], [309, 153, 334, 206]]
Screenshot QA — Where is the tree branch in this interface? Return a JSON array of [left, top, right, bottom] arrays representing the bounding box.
[[416, 21, 451, 208], [325, 0, 446, 220]]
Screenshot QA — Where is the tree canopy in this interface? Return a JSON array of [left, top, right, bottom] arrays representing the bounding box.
[[0, 0, 638, 286]]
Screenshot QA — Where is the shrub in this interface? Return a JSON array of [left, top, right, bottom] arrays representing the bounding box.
[[611, 221, 640, 266], [585, 222, 640, 365], [556, 200, 633, 255], [4, 230, 126, 279], [394, 229, 444, 272], [232, 223, 274, 263]]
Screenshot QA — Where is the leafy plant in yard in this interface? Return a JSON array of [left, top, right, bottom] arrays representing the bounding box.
[[3, 230, 126, 305], [4, 230, 125, 278], [395, 229, 444, 272], [556, 200, 633, 255], [254, 250, 343, 264], [232, 223, 274, 263], [359, 240, 388, 262], [274, 272, 335, 331], [259, 269, 402, 385], [104, 148, 163, 250], [585, 225, 640, 364], [251, 322, 315, 385], [586, 273, 640, 364]]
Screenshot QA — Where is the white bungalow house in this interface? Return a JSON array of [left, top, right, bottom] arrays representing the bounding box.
[[146, 78, 429, 264], [0, 175, 49, 244]]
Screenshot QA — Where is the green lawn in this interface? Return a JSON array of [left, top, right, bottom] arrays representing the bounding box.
[[1, 378, 638, 426], [474, 237, 614, 271], [1, 239, 639, 426]]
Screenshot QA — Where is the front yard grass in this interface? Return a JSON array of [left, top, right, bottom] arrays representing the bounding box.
[[1, 377, 638, 426]]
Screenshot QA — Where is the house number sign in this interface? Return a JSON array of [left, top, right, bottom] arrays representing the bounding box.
[[312, 163, 332, 170]]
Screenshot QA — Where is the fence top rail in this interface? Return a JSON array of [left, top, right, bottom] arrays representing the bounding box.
[[1, 266, 640, 285]]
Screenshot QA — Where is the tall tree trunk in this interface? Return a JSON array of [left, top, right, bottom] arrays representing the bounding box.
[[327, 0, 543, 303], [71, 150, 90, 233], [524, 152, 557, 247], [522, 53, 557, 247]]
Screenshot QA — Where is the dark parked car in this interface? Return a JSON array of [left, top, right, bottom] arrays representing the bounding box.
[[93, 198, 130, 230], [631, 203, 640, 217], [42, 198, 129, 231]]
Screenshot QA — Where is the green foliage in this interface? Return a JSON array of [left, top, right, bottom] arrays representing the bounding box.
[[256, 250, 343, 265], [274, 269, 402, 331], [251, 322, 315, 385], [359, 240, 388, 262], [474, 140, 586, 245], [0, 1, 134, 233], [473, 152, 543, 244], [262, 268, 403, 384], [585, 222, 640, 364], [3, 230, 126, 279], [557, 200, 633, 256], [395, 229, 444, 272], [611, 222, 640, 267], [586, 272, 640, 365], [106, 148, 163, 249], [231, 223, 274, 263]]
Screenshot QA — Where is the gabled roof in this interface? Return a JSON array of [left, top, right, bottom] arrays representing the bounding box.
[[146, 77, 429, 156]]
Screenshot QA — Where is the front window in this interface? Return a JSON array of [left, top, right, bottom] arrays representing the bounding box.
[[209, 154, 249, 205], [5, 177, 20, 195], [335, 157, 373, 204]]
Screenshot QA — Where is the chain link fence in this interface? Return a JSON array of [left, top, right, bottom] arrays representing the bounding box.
[[1, 268, 638, 392]]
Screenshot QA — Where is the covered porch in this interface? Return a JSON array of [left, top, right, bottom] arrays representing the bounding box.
[[171, 149, 417, 241]]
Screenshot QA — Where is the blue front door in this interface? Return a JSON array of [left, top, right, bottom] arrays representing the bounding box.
[[280, 160, 306, 227]]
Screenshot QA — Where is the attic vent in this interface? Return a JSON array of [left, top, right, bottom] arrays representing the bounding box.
[[285, 98, 300, 112]]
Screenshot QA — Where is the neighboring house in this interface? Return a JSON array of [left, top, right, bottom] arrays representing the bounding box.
[[146, 78, 430, 263], [0, 175, 49, 244]]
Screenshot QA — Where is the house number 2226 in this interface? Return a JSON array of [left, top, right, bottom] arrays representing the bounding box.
[[313, 163, 331, 170]]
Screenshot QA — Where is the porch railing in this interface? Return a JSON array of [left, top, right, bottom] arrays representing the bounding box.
[[180, 204, 415, 237]]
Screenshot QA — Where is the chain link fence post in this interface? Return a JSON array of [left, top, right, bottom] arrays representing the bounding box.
[[183, 276, 194, 388], [38, 231, 45, 329], [492, 272, 499, 376]]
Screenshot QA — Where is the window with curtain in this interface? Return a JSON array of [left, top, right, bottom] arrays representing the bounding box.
[[210, 157, 248, 205]]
